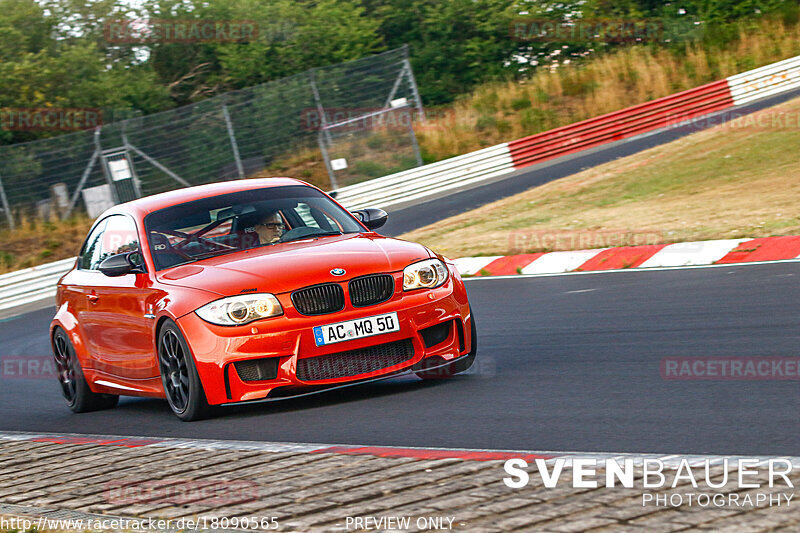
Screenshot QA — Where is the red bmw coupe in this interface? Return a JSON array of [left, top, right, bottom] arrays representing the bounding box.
[[51, 179, 477, 420]]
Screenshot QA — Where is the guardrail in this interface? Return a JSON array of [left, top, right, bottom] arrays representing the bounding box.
[[507, 80, 733, 168], [335, 53, 800, 209], [333, 143, 515, 210], [0, 257, 74, 316], [2, 53, 800, 318], [727, 54, 800, 105]]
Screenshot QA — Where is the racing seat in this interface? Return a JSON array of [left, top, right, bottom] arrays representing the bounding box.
[[228, 212, 261, 249], [149, 232, 187, 269]]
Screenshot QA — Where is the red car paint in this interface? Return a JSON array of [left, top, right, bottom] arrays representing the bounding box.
[[51, 178, 474, 408]]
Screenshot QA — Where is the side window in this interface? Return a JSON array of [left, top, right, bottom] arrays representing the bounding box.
[[320, 211, 340, 230], [79, 216, 140, 271], [78, 220, 107, 270], [98, 215, 140, 267], [294, 203, 319, 228], [293, 203, 340, 231]]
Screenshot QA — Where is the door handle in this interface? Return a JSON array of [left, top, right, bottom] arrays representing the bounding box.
[[87, 292, 99, 304]]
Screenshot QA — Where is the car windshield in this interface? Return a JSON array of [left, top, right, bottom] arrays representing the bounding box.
[[144, 185, 365, 270]]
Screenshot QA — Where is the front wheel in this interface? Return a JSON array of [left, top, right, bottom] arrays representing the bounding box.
[[415, 309, 478, 380], [52, 328, 118, 413], [158, 320, 210, 421]]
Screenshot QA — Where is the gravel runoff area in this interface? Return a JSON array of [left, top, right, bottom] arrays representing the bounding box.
[[0, 434, 799, 532]]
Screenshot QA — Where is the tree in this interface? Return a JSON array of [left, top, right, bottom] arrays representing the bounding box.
[[362, 0, 523, 104], [0, 0, 169, 144]]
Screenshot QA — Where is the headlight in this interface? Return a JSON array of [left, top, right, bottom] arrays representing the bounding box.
[[195, 293, 283, 326], [403, 259, 449, 291]]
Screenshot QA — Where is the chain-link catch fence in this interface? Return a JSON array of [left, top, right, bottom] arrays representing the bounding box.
[[0, 45, 424, 230]]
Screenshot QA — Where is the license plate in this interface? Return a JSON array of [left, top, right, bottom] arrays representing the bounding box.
[[313, 312, 399, 346]]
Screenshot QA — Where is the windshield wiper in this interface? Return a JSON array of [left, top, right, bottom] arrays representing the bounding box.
[[191, 248, 240, 261], [280, 230, 343, 244]]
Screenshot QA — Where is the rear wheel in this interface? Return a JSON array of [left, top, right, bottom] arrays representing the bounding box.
[[415, 309, 478, 380], [52, 328, 118, 413], [158, 320, 210, 421]]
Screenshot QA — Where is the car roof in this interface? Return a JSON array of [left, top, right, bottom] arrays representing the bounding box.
[[101, 177, 313, 219]]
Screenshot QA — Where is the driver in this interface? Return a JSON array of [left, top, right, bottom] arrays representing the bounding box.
[[254, 211, 285, 244]]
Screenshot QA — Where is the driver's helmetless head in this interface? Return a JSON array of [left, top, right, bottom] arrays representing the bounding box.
[[255, 211, 285, 244]]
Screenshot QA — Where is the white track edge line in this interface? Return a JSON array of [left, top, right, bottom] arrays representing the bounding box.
[[462, 258, 800, 282]]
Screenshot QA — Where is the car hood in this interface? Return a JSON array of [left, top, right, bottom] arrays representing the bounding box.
[[155, 233, 433, 296]]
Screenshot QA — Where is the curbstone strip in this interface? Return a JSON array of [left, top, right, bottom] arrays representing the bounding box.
[[454, 235, 800, 278]]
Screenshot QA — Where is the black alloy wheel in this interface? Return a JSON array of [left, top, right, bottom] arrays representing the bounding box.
[[52, 328, 119, 413], [157, 320, 210, 421]]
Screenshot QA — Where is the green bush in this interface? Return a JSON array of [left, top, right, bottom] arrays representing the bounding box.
[[352, 160, 389, 178], [476, 115, 497, 131], [510, 97, 532, 110], [0, 251, 14, 268], [365, 134, 386, 150], [472, 91, 500, 114], [496, 119, 512, 135]]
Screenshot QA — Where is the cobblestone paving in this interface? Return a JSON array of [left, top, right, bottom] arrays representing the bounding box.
[[0, 438, 798, 532]]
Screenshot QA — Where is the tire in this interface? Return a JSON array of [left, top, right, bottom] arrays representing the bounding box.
[[415, 308, 478, 380], [157, 319, 210, 421], [52, 328, 119, 413]]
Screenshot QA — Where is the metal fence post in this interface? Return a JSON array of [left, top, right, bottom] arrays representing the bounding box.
[[0, 171, 14, 230], [64, 146, 100, 219], [125, 143, 191, 187], [403, 44, 426, 123], [407, 117, 424, 167], [120, 126, 143, 199], [384, 63, 408, 109], [96, 127, 120, 204], [222, 102, 245, 180], [309, 70, 339, 190], [316, 130, 338, 191]]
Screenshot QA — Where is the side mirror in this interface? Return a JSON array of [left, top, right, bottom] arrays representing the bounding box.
[[99, 251, 145, 277], [351, 208, 388, 230]]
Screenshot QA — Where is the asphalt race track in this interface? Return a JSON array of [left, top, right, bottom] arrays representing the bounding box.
[[3, 89, 800, 455], [1, 262, 798, 455]]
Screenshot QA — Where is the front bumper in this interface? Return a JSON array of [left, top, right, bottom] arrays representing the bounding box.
[[176, 269, 473, 405]]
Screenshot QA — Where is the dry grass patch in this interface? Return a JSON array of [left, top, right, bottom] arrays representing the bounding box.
[[254, 17, 800, 185], [399, 96, 800, 258], [417, 18, 800, 161], [0, 214, 93, 274], [5, 18, 800, 272]]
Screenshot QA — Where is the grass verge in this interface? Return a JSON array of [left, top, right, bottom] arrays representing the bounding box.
[[398, 95, 800, 259], [259, 16, 800, 187], [0, 214, 93, 274], [5, 17, 800, 271]]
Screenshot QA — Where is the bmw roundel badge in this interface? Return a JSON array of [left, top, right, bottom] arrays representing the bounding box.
[[330, 268, 346, 276]]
